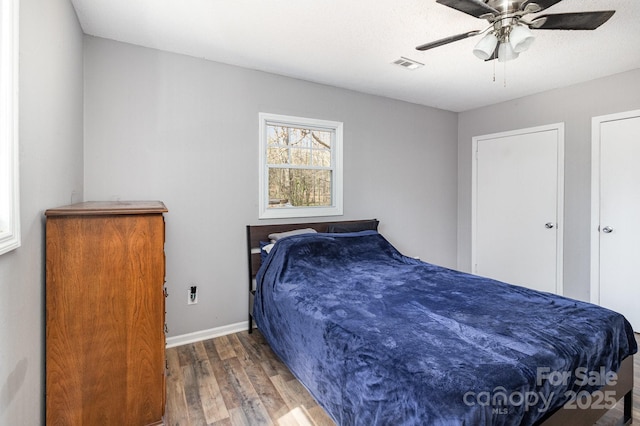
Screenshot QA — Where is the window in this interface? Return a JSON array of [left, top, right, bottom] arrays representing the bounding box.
[[259, 113, 343, 219], [0, 0, 20, 255]]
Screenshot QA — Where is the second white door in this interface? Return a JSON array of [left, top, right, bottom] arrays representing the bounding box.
[[473, 124, 564, 294], [592, 110, 640, 331]]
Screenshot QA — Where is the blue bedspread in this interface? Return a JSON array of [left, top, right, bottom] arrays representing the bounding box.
[[253, 231, 637, 425]]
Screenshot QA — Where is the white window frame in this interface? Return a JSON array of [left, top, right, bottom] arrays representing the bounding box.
[[0, 0, 20, 255], [259, 113, 343, 219]]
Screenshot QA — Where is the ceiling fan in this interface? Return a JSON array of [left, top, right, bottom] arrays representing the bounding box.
[[416, 0, 615, 62]]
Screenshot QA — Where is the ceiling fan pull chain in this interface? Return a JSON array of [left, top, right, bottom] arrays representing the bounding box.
[[504, 61, 507, 88], [492, 57, 496, 83]]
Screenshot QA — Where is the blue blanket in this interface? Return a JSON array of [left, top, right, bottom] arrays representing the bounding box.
[[253, 231, 637, 425]]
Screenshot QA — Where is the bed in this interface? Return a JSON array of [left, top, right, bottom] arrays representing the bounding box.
[[246, 220, 636, 425]]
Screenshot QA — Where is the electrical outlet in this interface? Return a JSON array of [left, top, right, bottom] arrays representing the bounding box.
[[188, 285, 198, 305]]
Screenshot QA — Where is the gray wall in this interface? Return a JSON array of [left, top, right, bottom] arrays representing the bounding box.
[[0, 0, 84, 424], [82, 36, 459, 337], [457, 69, 640, 301]]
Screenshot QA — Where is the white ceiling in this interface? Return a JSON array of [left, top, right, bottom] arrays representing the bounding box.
[[70, 0, 640, 112]]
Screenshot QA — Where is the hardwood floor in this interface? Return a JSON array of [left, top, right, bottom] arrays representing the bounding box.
[[166, 331, 639, 425], [165, 330, 334, 426]]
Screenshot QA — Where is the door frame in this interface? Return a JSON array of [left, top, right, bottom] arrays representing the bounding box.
[[471, 123, 565, 294], [590, 109, 640, 304]]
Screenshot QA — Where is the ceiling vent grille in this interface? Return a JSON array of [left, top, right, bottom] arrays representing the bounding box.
[[392, 57, 424, 70]]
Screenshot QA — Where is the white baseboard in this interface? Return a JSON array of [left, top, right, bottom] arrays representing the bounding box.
[[166, 321, 249, 348]]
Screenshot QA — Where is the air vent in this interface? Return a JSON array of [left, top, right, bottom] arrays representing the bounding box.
[[392, 57, 424, 70]]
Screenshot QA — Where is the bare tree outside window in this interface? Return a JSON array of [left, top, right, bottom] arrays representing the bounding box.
[[259, 113, 343, 219], [266, 125, 332, 208]]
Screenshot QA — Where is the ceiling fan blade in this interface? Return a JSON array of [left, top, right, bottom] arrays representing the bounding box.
[[436, 0, 498, 18], [416, 30, 480, 51], [530, 11, 615, 30], [521, 0, 564, 13]]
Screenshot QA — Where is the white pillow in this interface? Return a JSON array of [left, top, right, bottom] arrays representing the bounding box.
[[268, 228, 317, 241]]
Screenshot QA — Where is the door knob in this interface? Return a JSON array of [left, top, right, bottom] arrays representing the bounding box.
[[602, 226, 613, 234], [545, 222, 555, 229]]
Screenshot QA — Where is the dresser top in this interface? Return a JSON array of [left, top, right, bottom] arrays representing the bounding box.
[[45, 201, 168, 216]]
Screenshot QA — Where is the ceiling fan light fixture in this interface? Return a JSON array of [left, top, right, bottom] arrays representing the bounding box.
[[472, 32, 498, 60], [417, 0, 615, 67], [498, 42, 519, 62], [509, 25, 535, 53]]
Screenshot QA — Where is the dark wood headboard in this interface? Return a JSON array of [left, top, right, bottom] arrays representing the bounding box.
[[246, 218, 378, 332]]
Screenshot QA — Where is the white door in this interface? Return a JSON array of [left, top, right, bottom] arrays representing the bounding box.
[[473, 124, 564, 294], [591, 110, 640, 331]]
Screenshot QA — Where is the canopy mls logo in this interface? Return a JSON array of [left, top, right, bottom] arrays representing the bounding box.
[[463, 366, 619, 415]]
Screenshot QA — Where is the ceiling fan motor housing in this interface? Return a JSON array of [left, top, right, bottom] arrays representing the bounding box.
[[485, 0, 531, 15]]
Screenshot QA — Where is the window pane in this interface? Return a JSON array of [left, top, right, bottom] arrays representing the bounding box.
[[312, 131, 331, 149], [289, 128, 312, 148], [312, 149, 331, 167], [267, 146, 290, 165], [290, 147, 311, 166], [266, 125, 282, 146], [282, 127, 312, 148], [268, 168, 332, 208], [268, 125, 303, 147]]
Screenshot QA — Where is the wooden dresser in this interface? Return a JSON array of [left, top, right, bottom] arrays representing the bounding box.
[[45, 201, 168, 425]]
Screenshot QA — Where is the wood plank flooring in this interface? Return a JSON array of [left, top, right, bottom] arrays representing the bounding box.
[[165, 330, 334, 426], [166, 331, 640, 425]]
